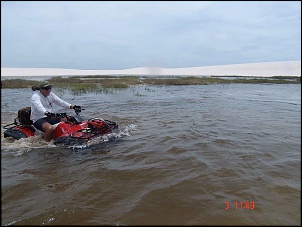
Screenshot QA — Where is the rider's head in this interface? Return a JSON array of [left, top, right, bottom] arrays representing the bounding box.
[[39, 80, 52, 97], [39, 80, 52, 89]]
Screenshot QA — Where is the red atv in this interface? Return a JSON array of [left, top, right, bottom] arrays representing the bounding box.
[[3, 106, 118, 146]]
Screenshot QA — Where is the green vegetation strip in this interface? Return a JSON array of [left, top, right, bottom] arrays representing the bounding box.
[[1, 76, 300, 92]]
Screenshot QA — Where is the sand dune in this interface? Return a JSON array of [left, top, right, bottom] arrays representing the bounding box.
[[1, 61, 300, 77]]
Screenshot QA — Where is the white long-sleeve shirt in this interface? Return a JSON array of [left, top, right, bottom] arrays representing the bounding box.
[[30, 91, 71, 123]]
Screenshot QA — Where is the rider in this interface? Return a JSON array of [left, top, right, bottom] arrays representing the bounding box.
[[30, 80, 79, 142]]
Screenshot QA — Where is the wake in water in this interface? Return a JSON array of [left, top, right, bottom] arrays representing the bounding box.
[[66, 123, 137, 149], [1, 134, 56, 157], [1, 124, 137, 156]]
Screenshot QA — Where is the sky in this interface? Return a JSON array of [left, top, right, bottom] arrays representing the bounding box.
[[1, 1, 301, 70]]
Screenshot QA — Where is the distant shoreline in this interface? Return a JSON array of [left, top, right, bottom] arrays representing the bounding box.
[[1, 61, 301, 78], [1, 75, 300, 91]]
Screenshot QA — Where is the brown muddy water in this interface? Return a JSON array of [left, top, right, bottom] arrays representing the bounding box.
[[1, 83, 301, 225]]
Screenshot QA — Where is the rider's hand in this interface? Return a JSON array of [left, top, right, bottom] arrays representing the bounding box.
[[73, 105, 81, 112], [45, 111, 56, 118], [73, 105, 81, 109], [60, 117, 67, 122]]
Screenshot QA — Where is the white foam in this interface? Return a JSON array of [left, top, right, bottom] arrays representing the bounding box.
[[1, 124, 138, 152]]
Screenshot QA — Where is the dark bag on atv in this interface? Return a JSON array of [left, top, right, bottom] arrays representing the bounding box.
[[18, 107, 33, 126]]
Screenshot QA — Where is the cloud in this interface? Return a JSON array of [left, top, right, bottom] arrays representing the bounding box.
[[1, 1, 301, 69]]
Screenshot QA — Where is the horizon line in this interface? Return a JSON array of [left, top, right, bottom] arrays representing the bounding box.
[[1, 60, 300, 71]]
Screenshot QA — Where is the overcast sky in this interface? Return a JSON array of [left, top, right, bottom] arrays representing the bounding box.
[[1, 1, 301, 70]]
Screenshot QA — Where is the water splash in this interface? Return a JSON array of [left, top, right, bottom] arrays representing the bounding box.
[[1, 135, 57, 157], [1, 123, 138, 153], [67, 123, 137, 149]]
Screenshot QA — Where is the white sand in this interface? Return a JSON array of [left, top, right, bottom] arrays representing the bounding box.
[[1, 61, 301, 77]]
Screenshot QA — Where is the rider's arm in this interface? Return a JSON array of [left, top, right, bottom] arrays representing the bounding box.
[[30, 93, 52, 122], [30, 93, 48, 114], [49, 93, 72, 109]]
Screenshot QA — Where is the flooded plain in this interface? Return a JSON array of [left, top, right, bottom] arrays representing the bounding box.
[[1, 83, 301, 225]]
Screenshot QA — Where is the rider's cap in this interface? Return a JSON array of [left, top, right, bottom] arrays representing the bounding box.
[[39, 80, 52, 88]]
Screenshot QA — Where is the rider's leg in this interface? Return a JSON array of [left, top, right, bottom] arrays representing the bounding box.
[[41, 122, 54, 142]]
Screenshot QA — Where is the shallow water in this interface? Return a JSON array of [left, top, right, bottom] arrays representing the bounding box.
[[1, 83, 301, 225]]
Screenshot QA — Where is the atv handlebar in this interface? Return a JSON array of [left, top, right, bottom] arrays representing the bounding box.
[[45, 112, 67, 118], [45, 106, 85, 119], [73, 105, 85, 115]]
